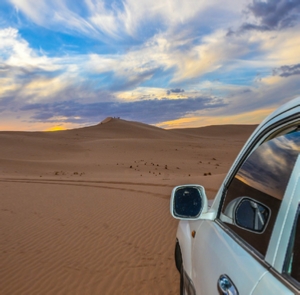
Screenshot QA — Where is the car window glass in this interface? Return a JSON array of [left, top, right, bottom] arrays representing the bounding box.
[[284, 205, 300, 283], [220, 129, 300, 256]]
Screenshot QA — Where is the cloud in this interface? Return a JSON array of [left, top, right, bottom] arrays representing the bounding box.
[[171, 88, 184, 93], [9, 0, 100, 38], [167, 88, 184, 95], [213, 74, 300, 118], [273, 63, 300, 77], [3, 3, 262, 87], [8, 0, 246, 42], [21, 96, 226, 125], [4, 24, 298, 130], [1, 1, 300, 131], [0, 27, 65, 74], [229, 0, 300, 34], [247, 0, 300, 30], [238, 23, 271, 32], [0, 27, 114, 107]]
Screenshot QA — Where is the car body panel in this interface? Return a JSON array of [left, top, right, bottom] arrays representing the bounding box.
[[252, 272, 294, 295], [191, 220, 268, 295], [176, 220, 193, 277]]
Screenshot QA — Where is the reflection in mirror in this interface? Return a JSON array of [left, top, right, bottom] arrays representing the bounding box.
[[236, 130, 300, 200], [174, 187, 202, 218], [235, 198, 270, 233]]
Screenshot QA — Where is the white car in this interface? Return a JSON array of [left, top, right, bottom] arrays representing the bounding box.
[[170, 97, 300, 295]]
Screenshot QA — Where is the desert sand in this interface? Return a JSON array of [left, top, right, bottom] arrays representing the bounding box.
[[0, 118, 256, 295]]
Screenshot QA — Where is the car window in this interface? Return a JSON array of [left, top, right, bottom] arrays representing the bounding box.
[[284, 205, 300, 284], [219, 129, 300, 257]]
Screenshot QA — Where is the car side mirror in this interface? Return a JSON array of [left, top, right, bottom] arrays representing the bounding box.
[[223, 197, 271, 233], [170, 185, 208, 220], [234, 197, 271, 233]]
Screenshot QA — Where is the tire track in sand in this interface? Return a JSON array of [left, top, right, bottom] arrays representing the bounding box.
[[0, 177, 172, 199]]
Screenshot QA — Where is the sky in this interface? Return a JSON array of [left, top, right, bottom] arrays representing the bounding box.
[[0, 0, 300, 131]]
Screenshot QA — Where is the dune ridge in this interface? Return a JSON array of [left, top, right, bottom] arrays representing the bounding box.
[[0, 120, 255, 294]]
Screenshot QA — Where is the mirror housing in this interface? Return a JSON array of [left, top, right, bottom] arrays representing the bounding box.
[[170, 185, 208, 220], [224, 197, 271, 233]]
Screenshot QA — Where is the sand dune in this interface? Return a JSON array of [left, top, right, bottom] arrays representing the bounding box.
[[171, 124, 257, 138], [0, 119, 255, 294]]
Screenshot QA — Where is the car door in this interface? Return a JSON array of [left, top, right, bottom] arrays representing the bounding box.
[[192, 123, 300, 295]]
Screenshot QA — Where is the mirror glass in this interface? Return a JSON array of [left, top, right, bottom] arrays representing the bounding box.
[[235, 198, 270, 233], [173, 187, 202, 218]]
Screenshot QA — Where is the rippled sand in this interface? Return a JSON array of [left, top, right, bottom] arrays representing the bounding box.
[[0, 118, 255, 295]]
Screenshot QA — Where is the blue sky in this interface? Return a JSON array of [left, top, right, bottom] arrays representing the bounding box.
[[0, 0, 300, 131]]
